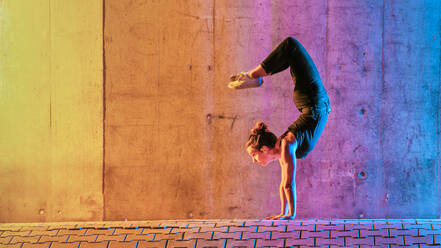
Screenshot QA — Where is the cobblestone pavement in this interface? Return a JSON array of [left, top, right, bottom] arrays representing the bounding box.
[[1, 219, 441, 247]]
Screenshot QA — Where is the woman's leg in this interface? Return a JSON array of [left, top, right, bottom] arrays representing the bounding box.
[[246, 37, 298, 79], [229, 37, 319, 89], [228, 38, 298, 89], [259, 37, 321, 85], [259, 37, 299, 76]]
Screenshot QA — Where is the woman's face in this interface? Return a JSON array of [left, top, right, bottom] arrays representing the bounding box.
[[247, 146, 272, 166]]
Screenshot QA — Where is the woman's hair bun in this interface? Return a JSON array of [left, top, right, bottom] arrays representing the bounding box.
[[246, 120, 277, 150], [251, 120, 268, 135]]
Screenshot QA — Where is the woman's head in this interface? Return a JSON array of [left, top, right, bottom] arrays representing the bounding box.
[[246, 121, 278, 166]]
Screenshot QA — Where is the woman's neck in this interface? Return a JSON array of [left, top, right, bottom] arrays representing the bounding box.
[[270, 141, 282, 159]]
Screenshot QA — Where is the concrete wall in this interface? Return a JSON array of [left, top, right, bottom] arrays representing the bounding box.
[[0, 0, 103, 222], [1, 0, 440, 222], [104, 0, 441, 220]]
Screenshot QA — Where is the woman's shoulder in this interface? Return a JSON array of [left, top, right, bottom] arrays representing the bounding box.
[[279, 131, 297, 155], [280, 131, 296, 144]]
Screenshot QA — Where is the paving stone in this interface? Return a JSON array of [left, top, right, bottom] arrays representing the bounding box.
[[183, 232, 212, 240], [29, 230, 59, 236], [195, 239, 226, 248], [125, 234, 154, 242], [214, 221, 244, 227], [167, 223, 189, 228], [9, 235, 40, 244], [257, 225, 286, 232], [20, 226, 50, 232], [344, 224, 374, 230], [39, 234, 69, 243], [136, 224, 161, 229], [58, 229, 87, 236], [50, 242, 81, 248], [225, 239, 256, 247], [389, 228, 419, 236], [48, 225, 78, 230], [373, 223, 405, 229], [420, 229, 441, 236], [287, 224, 316, 232], [0, 226, 22, 232], [0, 237, 12, 245], [67, 234, 98, 242], [212, 231, 241, 240], [96, 234, 125, 242], [255, 238, 284, 247], [1, 231, 31, 237], [301, 230, 330, 239], [142, 228, 172, 235], [316, 237, 345, 246], [86, 228, 116, 235], [345, 237, 374, 246], [0, 243, 23, 248], [108, 241, 138, 248], [137, 240, 167, 248], [374, 235, 405, 245], [80, 224, 107, 229], [171, 227, 198, 233], [419, 245, 441, 248], [405, 235, 435, 245], [199, 227, 228, 233], [316, 224, 345, 231], [359, 228, 389, 237], [78, 241, 110, 248], [433, 234, 441, 245], [390, 245, 420, 248], [166, 239, 196, 248], [114, 228, 143, 235], [188, 223, 216, 228], [228, 226, 257, 233], [330, 229, 359, 238], [271, 230, 300, 239], [243, 220, 269, 227], [241, 231, 270, 240], [285, 238, 314, 246], [153, 233, 183, 241], [21, 243, 52, 248], [403, 223, 433, 230]]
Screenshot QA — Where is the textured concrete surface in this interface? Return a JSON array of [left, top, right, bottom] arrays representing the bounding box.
[[1, 0, 441, 223], [1, 219, 441, 247], [104, 0, 441, 220], [0, 0, 103, 222]]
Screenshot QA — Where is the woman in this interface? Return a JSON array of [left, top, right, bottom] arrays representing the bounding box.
[[228, 37, 331, 220]]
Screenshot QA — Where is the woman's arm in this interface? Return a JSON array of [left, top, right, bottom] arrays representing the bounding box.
[[279, 171, 288, 215], [280, 133, 297, 219], [265, 175, 288, 220]]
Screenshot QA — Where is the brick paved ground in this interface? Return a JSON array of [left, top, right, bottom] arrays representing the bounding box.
[[1, 219, 441, 247]]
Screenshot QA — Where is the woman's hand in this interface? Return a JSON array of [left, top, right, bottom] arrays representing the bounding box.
[[265, 214, 284, 220], [265, 214, 295, 220], [278, 214, 295, 220]]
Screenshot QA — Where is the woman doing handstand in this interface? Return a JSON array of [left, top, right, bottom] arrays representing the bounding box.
[[228, 37, 331, 220]]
